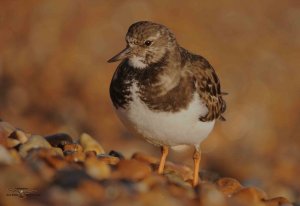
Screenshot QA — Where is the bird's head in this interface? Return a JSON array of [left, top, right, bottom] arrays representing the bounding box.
[[108, 21, 177, 69]]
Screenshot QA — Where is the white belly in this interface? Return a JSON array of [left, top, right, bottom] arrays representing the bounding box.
[[115, 83, 215, 147]]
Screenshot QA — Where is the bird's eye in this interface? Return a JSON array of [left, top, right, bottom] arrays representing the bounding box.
[[144, 40, 152, 46]]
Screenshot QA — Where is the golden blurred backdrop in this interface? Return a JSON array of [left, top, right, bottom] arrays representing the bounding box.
[[0, 0, 299, 202]]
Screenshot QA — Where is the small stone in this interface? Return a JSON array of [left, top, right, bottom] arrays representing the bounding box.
[[131, 152, 159, 164], [26, 147, 58, 159], [65, 151, 86, 162], [63, 143, 83, 153], [165, 172, 192, 189], [231, 187, 268, 205], [52, 147, 64, 157], [85, 158, 111, 180], [0, 145, 13, 164], [216, 177, 243, 196], [198, 182, 227, 206], [79, 133, 105, 155], [164, 161, 193, 181], [97, 154, 120, 165], [9, 130, 28, 144], [8, 149, 21, 163], [263, 197, 291, 206], [168, 184, 195, 200], [109, 150, 125, 159], [140, 174, 167, 189], [78, 180, 105, 202], [52, 168, 93, 189], [0, 121, 15, 146], [6, 138, 21, 148], [85, 151, 97, 158], [137, 189, 182, 206], [0, 121, 15, 137], [115, 159, 152, 180], [19, 135, 52, 158], [44, 155, 68, 169], [45, 133, 73, 149]]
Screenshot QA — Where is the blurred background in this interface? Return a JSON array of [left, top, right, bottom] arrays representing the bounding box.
[[0, 0, 299, 202]]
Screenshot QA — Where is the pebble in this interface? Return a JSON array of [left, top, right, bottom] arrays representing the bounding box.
[[139, 174, 167, 189], [8, 149, 21, 163], [0, 120, 294, 206], [263, 197, 291, 206], [9, 130, 28, 144], [164, 161, 193, 181], [137, 189, 182, 206], [115, 159, 152, 181], [63, 143, 83, 153], [97, 154, 120, 165], [85, 151, 97, 159], [197, 182, 227, 206], [52, 147, 64, 157], [44, 155, 68, 169], [65, 151, 86, 162], [19, 135, 52, 158], [216, 177, 243, 196], [79, 133, 105, 155], [0, 145, 13, 164], [84, 157, 111, 180], [52, 168, 93, 189], [45, 133, 73, 149], [231, 187, 268, 205], [165, 172, 192, 189], [109, 150, 125, 159], [131, 152, 159, 164], [6, 138, 21, 148], [0, 121, 15, 137], [78, 180, 105, 202], [0, 121, 15, 147]]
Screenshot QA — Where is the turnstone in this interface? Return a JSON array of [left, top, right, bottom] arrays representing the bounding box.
[[108, 21, 227, 186]]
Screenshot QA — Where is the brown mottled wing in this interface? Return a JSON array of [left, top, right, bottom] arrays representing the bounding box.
[[192, 58, 227, 122]]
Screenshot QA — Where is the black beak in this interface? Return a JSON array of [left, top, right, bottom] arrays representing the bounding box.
[[107, 46, 132, 63]]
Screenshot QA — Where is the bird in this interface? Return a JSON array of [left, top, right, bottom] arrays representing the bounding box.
[[108, 21, 226, 187]]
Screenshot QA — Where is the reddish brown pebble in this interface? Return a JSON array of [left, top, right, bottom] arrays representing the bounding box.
[[232, 187, 268, 205], [85, 151, 97, 159], [116, 159, 152, 180], [78, 180, 105, 202], [131, 152, 159, 164], [140, 174, 167, 189], [263, 197, 291, 206], [79, 133, 105, 155], [44, 155, 67, 169], [65, 151, 86, 162], [63, 143, 83, 153], [216, 177, 243, 196], [6, 138, 20, 148], [98, 154, 120, 165]]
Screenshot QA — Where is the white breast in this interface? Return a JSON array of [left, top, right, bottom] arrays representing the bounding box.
[[115, 82, 215, 147]]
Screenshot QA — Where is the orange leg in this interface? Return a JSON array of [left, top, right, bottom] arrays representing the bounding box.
[[193, 148, 201, 187], [158, 145, 169, 174]]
